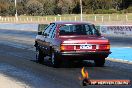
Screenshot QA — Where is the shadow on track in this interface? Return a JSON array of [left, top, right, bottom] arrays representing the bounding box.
[[30, 58, 100, 68]]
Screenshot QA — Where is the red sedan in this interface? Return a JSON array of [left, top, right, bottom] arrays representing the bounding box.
[[35, 22, 111, 67]]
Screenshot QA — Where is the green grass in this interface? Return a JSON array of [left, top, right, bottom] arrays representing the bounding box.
[[19, 13, 132, 22], [0, 13, 132, 24]]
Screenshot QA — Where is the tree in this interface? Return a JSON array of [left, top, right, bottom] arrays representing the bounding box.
[[122, 0, 132, 9], [112, 0, 122, 10], [17, 0, 29, 15], [0, 0, 131, 16], [72, 1, 80, 14], [0, 0, 10, 16], [26, 0, 43, 16]]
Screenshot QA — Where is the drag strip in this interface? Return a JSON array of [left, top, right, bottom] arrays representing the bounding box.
[[0, 44, 132, 88], [0, 29, 132, 88], [106, 36, 132, 47]]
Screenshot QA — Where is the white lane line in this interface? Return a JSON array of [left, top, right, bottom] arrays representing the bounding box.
[[111, 47, 132, 48], [0, 73, 31, 88], [106, 58, 132, 64]]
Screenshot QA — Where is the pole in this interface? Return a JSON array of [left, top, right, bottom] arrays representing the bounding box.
[[80, 0, 83, 21], [15, 0, 18, 21]]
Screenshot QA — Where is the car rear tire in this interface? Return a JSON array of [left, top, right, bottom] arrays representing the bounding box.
[[94, 58, 105, 67], [51, 52, 60, 68], [36, 48, 45, 63]]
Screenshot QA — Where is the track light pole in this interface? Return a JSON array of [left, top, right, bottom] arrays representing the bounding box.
[[15, 0, 18, 21], [80, 0, 83, 21]]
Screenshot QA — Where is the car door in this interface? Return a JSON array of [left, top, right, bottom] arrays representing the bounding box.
[[48, 24, 57, 52], [42, 23, 56, 55]]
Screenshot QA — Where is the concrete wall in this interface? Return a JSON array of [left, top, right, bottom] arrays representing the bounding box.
[[0, 23, 132, 38], [0, 23, 38, 32], [99, 25, 132, 37]]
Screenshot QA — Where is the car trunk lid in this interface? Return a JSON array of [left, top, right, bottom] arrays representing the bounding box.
[[59, 35, 110, 51]]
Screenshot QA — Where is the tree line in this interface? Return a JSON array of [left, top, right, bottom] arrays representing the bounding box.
[[0, 0, 132, 16]]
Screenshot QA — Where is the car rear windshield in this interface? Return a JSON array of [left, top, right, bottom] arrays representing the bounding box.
[[59, 24, 100, 36]]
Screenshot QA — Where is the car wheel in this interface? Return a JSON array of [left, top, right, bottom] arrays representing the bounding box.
[[51, 52, 60, 68], [94, 58, 105, 67], [36, 48, 44, 63]]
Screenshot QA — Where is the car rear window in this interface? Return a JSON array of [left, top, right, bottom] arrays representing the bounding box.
[[59, 24, 99, 36]]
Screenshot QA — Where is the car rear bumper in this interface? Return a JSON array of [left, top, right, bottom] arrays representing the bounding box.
[[58, 51, 111, 60], [60, 51, 111, 56]]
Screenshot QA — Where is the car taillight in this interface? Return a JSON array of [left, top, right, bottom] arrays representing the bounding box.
[[107, 45, 110, 49], [99, 45, 110, 50], [60, 45, 74, 51], [60, 45, 65, 51]]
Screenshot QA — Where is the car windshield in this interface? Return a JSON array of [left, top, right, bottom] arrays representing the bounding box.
[[59, 24, 100, 36]]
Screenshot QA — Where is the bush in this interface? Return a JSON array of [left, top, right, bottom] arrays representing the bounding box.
[[85, 9, 94, 14], [94, 9, 117, 14], [126, 6, 132, 13]]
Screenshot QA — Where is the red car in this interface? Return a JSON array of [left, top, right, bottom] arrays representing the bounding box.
[[35, 22, 111, 67]]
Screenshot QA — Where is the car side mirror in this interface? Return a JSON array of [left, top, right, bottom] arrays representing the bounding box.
[[43, 33, 49, 37], [38, 31, 42, 35]]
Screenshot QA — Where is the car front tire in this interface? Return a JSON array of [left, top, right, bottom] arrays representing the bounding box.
[[36, 48, 45, 63]]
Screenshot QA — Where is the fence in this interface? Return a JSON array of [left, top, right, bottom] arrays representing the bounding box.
[[0, 14, 132, 25]]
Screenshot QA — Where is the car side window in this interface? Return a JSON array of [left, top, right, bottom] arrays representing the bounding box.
[[51, 29, 56, 38], [43, 23, 55, 36], [48, 24, 56, 38], [43, 25, 50, 34]]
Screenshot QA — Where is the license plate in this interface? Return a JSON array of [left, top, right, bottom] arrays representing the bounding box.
[[80, 45, 92, 49]]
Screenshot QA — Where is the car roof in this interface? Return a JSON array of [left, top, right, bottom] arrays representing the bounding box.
[[52, 21, 93, 25]]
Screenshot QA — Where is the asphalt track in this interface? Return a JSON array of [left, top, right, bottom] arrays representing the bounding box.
[[0, 29, 132, 88], [0, 29, 131, 61]]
